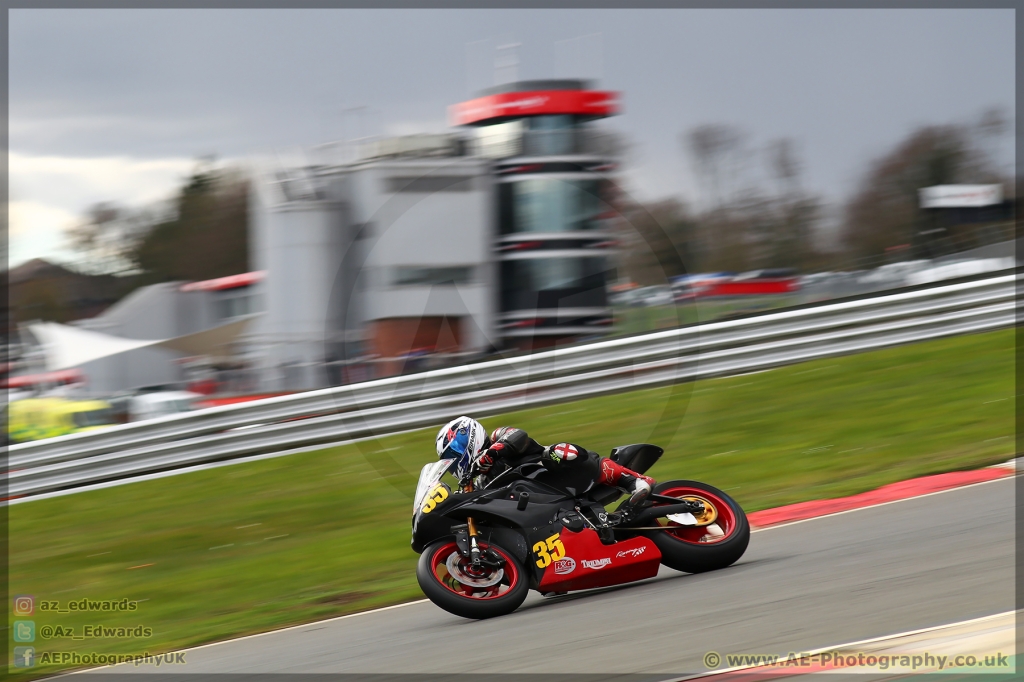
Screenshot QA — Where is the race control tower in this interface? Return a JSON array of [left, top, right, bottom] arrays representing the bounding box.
[[450, 80, 622, 350]]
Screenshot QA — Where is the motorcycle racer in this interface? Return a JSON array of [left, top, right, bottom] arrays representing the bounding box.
[[435, 416, 655, 517], [420, 416, 751, 618]]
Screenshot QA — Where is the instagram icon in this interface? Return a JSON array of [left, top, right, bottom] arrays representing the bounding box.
[[13, 595, 34, 616]]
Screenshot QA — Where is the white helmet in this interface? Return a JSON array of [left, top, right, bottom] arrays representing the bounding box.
[[435, 416, 487, 479]]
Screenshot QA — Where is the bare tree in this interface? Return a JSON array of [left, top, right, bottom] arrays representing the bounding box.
[[842, 118, 1005, 261], [684, 123, 747, 214], [66, 162, 250, 284], [761, 138, 821, 269], [66, 203, 150, 275], [973, 106, 1010, 179], [676, 127, 825, 273], [682, 124, 755, 271], [616, 198, 695, 284], [766, 138, 800, 195]]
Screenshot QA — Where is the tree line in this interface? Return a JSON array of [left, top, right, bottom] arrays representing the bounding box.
[[49, 106, 1011, 316], [66, 160, 249, 286], [617, 106, 1011, 285]]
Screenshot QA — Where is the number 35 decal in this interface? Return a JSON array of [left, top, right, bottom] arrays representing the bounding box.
[[533, 533, 566, 568], [421, 484, 449, 514]]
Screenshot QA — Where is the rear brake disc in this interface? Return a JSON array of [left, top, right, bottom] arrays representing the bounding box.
[[675, 495, 718, 527]]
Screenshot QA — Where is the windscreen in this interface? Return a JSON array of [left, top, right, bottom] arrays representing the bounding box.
[[413, 459, 455, 514]]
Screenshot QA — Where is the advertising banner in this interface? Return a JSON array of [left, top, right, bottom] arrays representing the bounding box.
[[919, 185, 1003, 208]]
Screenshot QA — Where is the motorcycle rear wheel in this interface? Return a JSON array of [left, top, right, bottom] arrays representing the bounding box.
[[646, 480, 750, 573], [417, 538, 529, 619]]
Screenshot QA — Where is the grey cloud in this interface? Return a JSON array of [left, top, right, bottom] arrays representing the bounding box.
[[10, 8, 1015, 202]]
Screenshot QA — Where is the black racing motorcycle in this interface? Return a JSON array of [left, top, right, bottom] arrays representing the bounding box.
[[412, 443, 749, 619]]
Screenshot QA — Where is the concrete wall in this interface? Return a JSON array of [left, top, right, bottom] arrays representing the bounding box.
[[246, 168, 357, 391], [347, 158, 497, 355], [246, 154, 497, 388]]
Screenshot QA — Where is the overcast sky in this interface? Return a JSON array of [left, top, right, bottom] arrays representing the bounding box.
[[9, 8, 1015, 268]]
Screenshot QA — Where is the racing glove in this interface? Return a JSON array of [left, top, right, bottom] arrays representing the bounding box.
[[474, 448, 499, 473]]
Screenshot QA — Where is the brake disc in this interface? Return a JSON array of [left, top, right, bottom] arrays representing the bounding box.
[[446, 553, 505, 588]]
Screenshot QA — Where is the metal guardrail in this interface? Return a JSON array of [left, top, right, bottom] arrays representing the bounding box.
[[5, 273, 1016, 500]]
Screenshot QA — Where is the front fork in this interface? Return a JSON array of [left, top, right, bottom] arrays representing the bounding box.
[[452, 516, 504, 571], [466, 516, 482, 565], [459, 479, 485, 565]]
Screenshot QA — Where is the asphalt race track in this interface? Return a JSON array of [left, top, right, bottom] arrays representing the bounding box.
[[92, 476, 1014, 677]]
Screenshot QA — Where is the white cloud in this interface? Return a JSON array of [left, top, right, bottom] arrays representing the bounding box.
[[8, 201, 79, 267], [8, 152, 198, 267], [10, 152, 196, 204]]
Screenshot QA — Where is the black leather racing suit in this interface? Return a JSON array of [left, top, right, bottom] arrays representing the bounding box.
[[475, 427, 606, 496]]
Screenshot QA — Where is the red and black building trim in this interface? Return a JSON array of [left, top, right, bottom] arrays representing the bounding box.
[[451, 80, 622, 350]]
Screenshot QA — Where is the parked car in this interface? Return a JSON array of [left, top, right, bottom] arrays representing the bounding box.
[[636, 285, 674, 307], [609, 287, 644, 307], [128, 391, 201, 422]]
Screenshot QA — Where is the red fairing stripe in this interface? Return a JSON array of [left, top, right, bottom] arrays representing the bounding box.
[[449, 90, 621, 126]]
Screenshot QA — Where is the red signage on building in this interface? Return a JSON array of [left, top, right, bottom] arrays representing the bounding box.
[[449, 90, 621, 126], [180, 271, 266, 292], [2, 368, 84, 388]]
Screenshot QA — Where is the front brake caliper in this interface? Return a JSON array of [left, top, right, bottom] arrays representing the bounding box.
[[478, 547, 506, 569], [452, 525, 471, 558]]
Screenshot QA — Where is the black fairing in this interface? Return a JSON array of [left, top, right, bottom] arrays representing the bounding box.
[[585, 484, 622, 506], [609, 443, 663, 473], [411, 478, 572, 553]]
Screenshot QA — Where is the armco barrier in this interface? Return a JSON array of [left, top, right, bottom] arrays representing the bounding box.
[[5, 272, 1016, 500]]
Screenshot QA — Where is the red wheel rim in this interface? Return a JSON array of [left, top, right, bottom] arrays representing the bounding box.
[[653, 486, 738, 545], [428, 541, 519, 600]]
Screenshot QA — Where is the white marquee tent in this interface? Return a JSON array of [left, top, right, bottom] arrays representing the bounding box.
[[27, 316, 257, 371]]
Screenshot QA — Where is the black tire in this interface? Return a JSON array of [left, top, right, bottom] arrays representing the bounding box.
[[416, 538, 529, 619], [646, 480, 750, 574]]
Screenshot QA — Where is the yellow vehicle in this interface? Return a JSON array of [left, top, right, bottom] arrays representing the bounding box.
[[7, 398, 116, 444]]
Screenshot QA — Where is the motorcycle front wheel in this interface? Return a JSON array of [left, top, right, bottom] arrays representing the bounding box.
[[645, 479, 750, 574], [416, 538, 529, 619]]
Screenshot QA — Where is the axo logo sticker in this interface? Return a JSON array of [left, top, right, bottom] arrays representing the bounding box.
[[553, 557, 576, 575], [616, 547, 646, 558], [582, 558, 612, 570]]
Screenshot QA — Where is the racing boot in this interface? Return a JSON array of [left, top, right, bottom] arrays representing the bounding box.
[[615, 473, 653, 518]]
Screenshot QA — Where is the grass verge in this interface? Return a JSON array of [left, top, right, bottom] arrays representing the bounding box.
[[8, 328, 1014, 677]]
